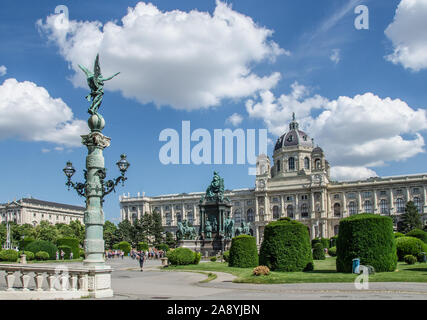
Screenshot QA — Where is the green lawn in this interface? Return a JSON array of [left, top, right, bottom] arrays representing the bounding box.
[[165, 257, 427, 284], [0, 258, 84, 264]]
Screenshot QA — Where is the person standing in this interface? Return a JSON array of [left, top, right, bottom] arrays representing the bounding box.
[[70, 252, 73, 260], [56, 251, 59, 260], [60, 250, 64, 260], [138, 251, 145, 272]]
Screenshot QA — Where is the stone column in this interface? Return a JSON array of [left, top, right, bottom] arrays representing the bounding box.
[[389, 189, 394, 215], [423, 186, 427, 213], [171, 205, 175, 226], [320, 191, 326, 218], [342, 192, 347, 217], [358, 192, 362, 213], [265, 196, 270, 221], [373, 190, 378, 213], [310, 192, 315, 219], [405, 187, 410, 202], [280, 195, 285, 217]]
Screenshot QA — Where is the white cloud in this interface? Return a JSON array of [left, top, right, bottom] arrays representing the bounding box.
[[385, 0, 427, 71], [37, 1, 287, 111], [0, 65, 6, 76], [246, 83, 427, 180], [41, 148, 50, 153], [0, 78, 87, 146], [226, 113, 243, 126], [330, 49, 341, 64], [330, 166, 378, 181]]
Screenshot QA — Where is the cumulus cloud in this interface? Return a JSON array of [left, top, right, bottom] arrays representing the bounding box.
[[246, 82, 427, 180], [330, 166, 378, 181], [385, 0, 427, 71], [0, 65, 6, 76], [37, 1, 287, 110], [226, 113, 243, 126], [330, 49, 341, 64], [0, 78, 87, 146]]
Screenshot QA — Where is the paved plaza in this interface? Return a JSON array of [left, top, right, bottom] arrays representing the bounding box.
[[1, 257, 427, 300]]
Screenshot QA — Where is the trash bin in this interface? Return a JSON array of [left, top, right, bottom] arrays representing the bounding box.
[[420, 252, 427, 263], [352, 258, 360, 274]]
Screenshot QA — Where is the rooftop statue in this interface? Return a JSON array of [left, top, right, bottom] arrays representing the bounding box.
[[78, 54, 120, 116], [203, 171, 230, 203]]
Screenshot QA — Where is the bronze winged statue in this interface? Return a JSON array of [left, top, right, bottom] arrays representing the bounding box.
[[78, 54, 120, 116]]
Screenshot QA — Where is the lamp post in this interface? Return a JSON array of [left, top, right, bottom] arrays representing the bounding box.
[[62, 54, 129, 268]]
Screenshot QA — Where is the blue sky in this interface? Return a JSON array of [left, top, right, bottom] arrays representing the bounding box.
[[0, 0, 426, 223]]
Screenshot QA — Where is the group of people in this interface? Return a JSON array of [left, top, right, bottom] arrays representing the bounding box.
[[55, 250, 73, 260], [130, 248, 165, 260], [105, 250, 125, 259]]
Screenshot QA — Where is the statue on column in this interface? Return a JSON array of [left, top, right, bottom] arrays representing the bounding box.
[[224, 215, 235, 240]]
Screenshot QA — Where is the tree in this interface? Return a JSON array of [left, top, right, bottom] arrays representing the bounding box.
[[35, 221, 59, 243], [55, 223, 75, 238], [400, 201, 422, 233], [115, 220, 135, 246], [165, 231, 176, 249], [151, 212, 164, 247], [0, 223, 6, 245], [103, 220, 118, 250], [69, 220, 85, 246]]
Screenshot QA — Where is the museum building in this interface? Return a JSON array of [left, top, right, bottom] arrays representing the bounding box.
[[119, 117, 427, 244], [0, 198, 85, 226]]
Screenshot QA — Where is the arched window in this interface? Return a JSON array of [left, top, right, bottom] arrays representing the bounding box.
[[315, 159, 321, 169], [334, 225, 339, 236], [304, 157, 310, 169], [234, 209, 241, 225], [276, 160, 281, 172], [349, 201, 357, 215], [301, 203, 309, 218], [334, 203, 341, 217], [288, 157, 295, 171], [272, 206, 279, 219], [247, 208, 255, 222], [165, 213, 172, 226], [396, 198, 405, 213], [176, 212, 182, 223], [414, 197, 421, 213], [380, 199, 388, 214], [364, 200, 373, 213], [287, 205, 294, 218]]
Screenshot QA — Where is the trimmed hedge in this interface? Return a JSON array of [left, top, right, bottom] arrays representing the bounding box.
[[118, 241, 131, 255], [259, 219, 312, 272], [330, 236, 338, 248], [156, 243, 170, 252], [328, 246, 337, 257], [404, 254, 417, 265], [35, 251, 50, 261], [223, 250, 230, 262], [396, 236, 426, 261], [58, 245, 72, 259], [26, 240, 58, 260], [0, 249, 19, 262], [394, 232, 405, 238], [406, 229, 427, 244], [229, 235, 259, 268], [18, 251, 35, 261], [336, 214, 397, 273], [19, 237, 35, 251], [193, 251, 201, 265], [79, 248, 85, 258], [313, 243, 325, 260], [167, 248, 196, 265], [320, 238, 330, 249], [56, 238, 80, 259]]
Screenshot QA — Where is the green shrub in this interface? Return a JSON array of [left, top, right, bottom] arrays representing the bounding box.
[[417, 252, 426, 263], [223, 250, 230, 262], [210, 256, 217, 262], [404, 254, 417, 265], [56, 238, 80, 259], [26, 240, 58, 260], [313, 243, 325, 260], [330, 236, 338, 247], [0, 249, 19, 262], [394, 232, 405, 238], [260, 219, 312, 272], [303, 261, 314, 272], [328, 246, 337, 257], [311, 238, 321, 248], [229, 235, 259, 268], [156, 243, 170, 252], [58, 245, 72, 259], [193, 251, 201, 265], [18, 251, 35, 261], [320, 238, 330, 249], [406, 229, 427, 244], [167, 247, 196, 265], [396, 236, 426, 261], [19, 237, 35, 251], [112, 243, 119, 250], [35, 251, 49, 261], [79, 248, 85, 258], [336, 214, 397, 273], [137, 242, 149, 251], [118, 241, 131, 255]]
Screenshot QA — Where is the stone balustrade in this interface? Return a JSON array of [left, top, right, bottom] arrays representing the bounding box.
[[0, 264, 113, 299]]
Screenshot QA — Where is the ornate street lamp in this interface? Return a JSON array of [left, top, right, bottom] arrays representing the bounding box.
[[62, 54, 129, 272]]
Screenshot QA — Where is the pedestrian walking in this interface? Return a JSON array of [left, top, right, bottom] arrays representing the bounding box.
[[56, 251, 59, 260], [60, 250, 64, 260], [138, 251, 145, 272], [70, 252, 73, 260]]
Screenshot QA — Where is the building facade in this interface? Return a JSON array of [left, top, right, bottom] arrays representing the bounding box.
[[119, 117, 427, 245], [0, 198, 84, 226]]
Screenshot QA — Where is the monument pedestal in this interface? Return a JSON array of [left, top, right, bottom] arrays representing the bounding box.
[[86, 265, 114, 298], [199, 238, 231, 257]]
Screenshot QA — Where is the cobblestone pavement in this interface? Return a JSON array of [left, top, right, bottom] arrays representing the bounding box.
[[1, 257, 427, 300]]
